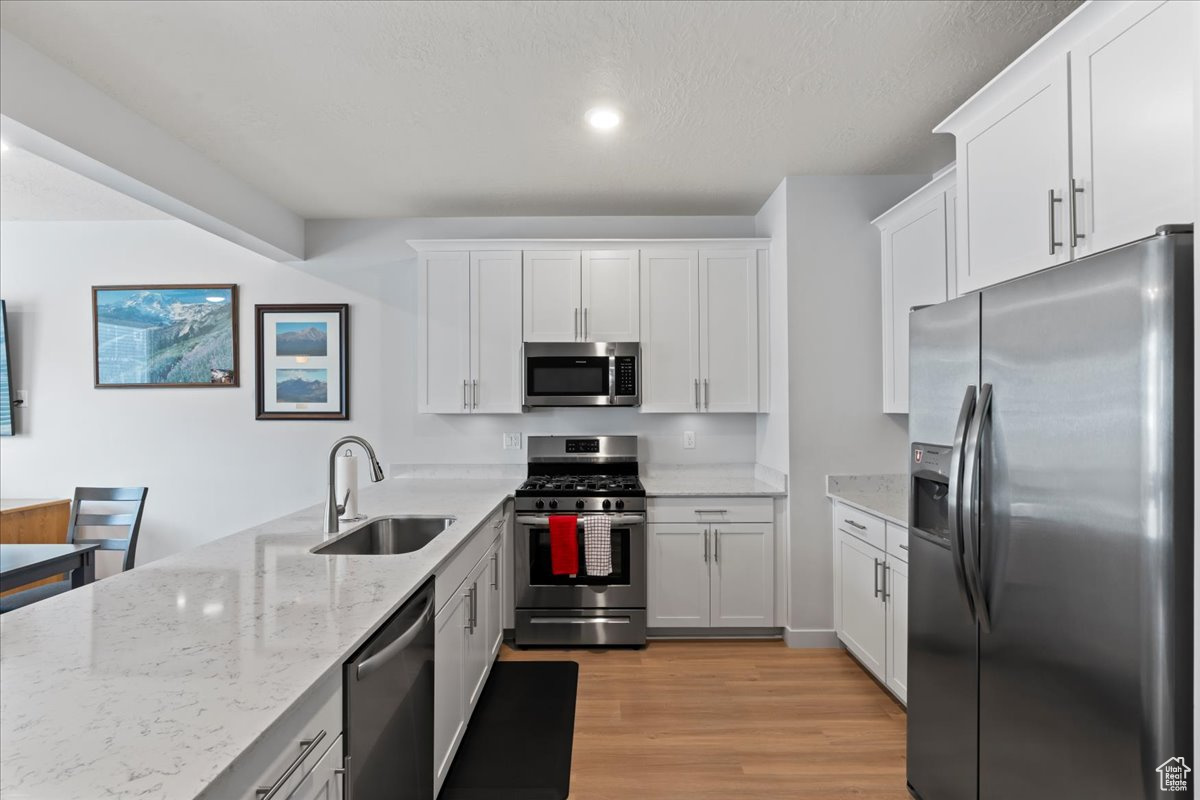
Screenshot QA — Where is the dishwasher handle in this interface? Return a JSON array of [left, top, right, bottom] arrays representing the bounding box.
[[355, 595, 433, 681]]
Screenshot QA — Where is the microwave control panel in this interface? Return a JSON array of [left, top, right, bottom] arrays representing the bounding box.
[[615, 356, 637, 395]]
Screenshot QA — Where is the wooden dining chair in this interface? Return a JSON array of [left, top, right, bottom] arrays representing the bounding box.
[[0, 486, 148, 613]]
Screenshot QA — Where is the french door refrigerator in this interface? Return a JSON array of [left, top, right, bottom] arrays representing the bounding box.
[[906, 225, 1193, 800]]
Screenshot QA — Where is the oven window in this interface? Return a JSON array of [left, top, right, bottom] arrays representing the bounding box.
[[527, 526, 631, 586], [527, 357, 609, 396]]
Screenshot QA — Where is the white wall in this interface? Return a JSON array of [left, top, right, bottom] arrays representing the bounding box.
[[783, 175, 926, 637], [0, 220, 389, 564], [753, 180, 789, 474], [1, 213, 763, 564]]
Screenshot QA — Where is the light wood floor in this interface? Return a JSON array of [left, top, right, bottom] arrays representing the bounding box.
[[500, 640, 908, 799]]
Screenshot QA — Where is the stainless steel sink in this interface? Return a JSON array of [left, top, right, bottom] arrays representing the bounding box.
[[311, 515, 456, 555]]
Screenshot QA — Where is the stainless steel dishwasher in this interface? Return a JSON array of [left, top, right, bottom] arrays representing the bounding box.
[[344, 577, 435, 799]]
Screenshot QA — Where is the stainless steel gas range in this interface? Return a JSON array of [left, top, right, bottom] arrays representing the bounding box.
[[513, 435, 647, 647]]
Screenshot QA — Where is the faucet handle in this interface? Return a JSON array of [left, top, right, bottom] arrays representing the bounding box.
[[336, 488, 351, 515]]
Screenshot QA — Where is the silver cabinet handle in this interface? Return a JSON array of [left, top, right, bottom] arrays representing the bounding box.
[[703, 378, 710, 410], [472, 379, 479, 408], [583, 307, 588, 340], [472, 583, 479, 631], [574, 308, 579, 340], [463, 379, 469, 410], [464, 586, 476, 632], [694, 378, 700, 410], [713, 528, 720, 562], [703, 529, 709, 563], [873, 558, 881, 599], [334, 756, 351, 800], [1070, 178, 1085, 246], [883, 564, 891, 602], [844, 519, 866, 531], [255, 730, 328, 799], [695, 509, 727, 514], [491, 552, 499, 590], [1048, 189, 1063, 255]]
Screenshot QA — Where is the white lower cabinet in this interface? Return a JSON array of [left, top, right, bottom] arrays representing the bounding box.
[[286, 733, 345, 800], [832, 501, 908, 705], [648, 499, 774, 629], [433, 521, 505, 796]]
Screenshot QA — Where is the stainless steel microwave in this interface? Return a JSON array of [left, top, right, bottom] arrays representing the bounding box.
[[524, 342, 639, 407]]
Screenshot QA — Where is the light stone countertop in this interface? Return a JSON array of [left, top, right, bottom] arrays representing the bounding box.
[[825, 474, 909, 526], [0, 477, 515, 800], [641, 464, 787, 497]]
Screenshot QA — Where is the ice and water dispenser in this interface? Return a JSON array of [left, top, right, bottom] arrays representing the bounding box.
[[910, 443, 952, 540]]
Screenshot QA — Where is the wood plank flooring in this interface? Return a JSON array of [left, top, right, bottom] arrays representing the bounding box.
[[499, 640, 908, 799]]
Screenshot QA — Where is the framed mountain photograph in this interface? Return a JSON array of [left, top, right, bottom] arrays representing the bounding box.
[[255, 304, 349, 420], [92, 285, 238, 388]]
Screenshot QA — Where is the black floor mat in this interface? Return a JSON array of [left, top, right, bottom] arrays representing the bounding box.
[[440, 661, 579, 800]]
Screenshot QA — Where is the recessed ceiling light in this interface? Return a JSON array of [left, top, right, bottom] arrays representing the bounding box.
[[585, 107, 621, 131]]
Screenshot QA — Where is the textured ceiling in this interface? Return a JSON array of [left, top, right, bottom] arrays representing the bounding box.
[[0, 146, 169, 221], [0, 0, 1080, 218]]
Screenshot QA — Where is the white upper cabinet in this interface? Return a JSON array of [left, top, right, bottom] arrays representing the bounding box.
[[523, 250, 638, 342], [699, 249, 760, 413], [419, 251, 522, 414], [471, 252, 523, 414], [418, 252, 472, 414], [936, 0, 1196, 294], [522, 250, 582, 342], [954, 56, 1072, 294], [640, 249, 701, 413], [581, 250, 640, 341], [873, 168, 954, 414], [1070, 0, 1196, 256]]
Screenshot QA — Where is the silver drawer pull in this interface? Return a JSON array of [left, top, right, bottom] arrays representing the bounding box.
[[530, 616, 631, 624], [844, 519, 867, 530], [255, 730, 327, 800], [694, 509, 727, 514]]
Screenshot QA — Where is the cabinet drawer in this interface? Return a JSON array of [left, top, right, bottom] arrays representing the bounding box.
[[436, 505, 505, 615], [236, 673, 342, 800], [648, 497, 773, 524], [834, 503, 885, 551], [886, 522, 909, 563]]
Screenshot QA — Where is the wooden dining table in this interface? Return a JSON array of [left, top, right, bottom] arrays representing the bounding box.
[[0, 544, 99, 595]]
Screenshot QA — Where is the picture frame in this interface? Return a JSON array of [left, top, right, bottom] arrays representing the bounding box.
[[92, 284, 239, 388], [255, 303, 349, 420]]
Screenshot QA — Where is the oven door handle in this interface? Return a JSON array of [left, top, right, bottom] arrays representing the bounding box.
[[515, 514, 645, 527]]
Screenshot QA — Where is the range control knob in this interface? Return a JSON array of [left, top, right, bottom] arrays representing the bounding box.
[[602, 499, 612, 510], [548, 499, 558, 510], [615, 499, 625, 510], [535, 500, 545, 510], [575, 499, 586, 510]]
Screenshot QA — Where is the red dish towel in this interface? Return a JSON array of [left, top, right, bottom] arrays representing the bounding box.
[[549, 515, 579, 576]]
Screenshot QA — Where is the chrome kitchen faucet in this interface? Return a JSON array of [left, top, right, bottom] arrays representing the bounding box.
[[325, 435, 386, 534]]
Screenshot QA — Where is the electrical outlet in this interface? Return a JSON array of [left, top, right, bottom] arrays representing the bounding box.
[[683, 430, 696, 449], [502, 432, 522, 450], [13, 390, 27, 408]]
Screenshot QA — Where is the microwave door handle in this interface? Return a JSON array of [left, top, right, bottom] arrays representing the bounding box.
[[609, 354, 616, 405]]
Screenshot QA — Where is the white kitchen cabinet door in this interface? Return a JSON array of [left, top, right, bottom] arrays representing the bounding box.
[[647, 524, 710, 627], [885, 555, 909, 705], [465, 557, 491, 710], [639, 250, 701, 413], [433, 589, 469, 793], [470, 251, 523, 414], [581, 250, 639, 342], [879, 191, 950, 414], [1070, 0, 1196, 257], [835, 531, 887, 682], [285, 734, 344, 800], [709, 523, 774, 627], [699, 249, 759, 412], [418, 252, 472, 413], [955, 55, 1071, 294], [523, 250, 582, 342]]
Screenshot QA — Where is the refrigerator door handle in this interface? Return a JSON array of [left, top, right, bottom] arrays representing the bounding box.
[[947, 385, 978, 621], [962, 382, 993, 632]]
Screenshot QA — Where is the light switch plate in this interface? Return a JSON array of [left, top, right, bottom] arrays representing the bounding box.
[[502, 432, 522, 450], [683, 431, 696, 449]]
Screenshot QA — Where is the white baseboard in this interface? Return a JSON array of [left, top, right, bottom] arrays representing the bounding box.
[[782, 627, 840, 648]]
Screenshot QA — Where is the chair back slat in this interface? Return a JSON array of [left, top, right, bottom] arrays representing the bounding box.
[[66, 487, 149, 572]]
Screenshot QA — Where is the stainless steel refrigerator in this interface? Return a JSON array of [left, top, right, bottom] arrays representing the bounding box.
[[906, 225, 1193, 800]]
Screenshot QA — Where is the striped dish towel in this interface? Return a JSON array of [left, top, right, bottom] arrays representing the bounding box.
[[582, 515, 613, 577]]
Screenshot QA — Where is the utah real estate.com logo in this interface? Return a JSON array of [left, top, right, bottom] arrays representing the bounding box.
[[1157, 757, 1191, 792]]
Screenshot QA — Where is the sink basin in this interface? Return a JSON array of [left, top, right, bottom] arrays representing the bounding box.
[[311, 515, 456, 555]]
